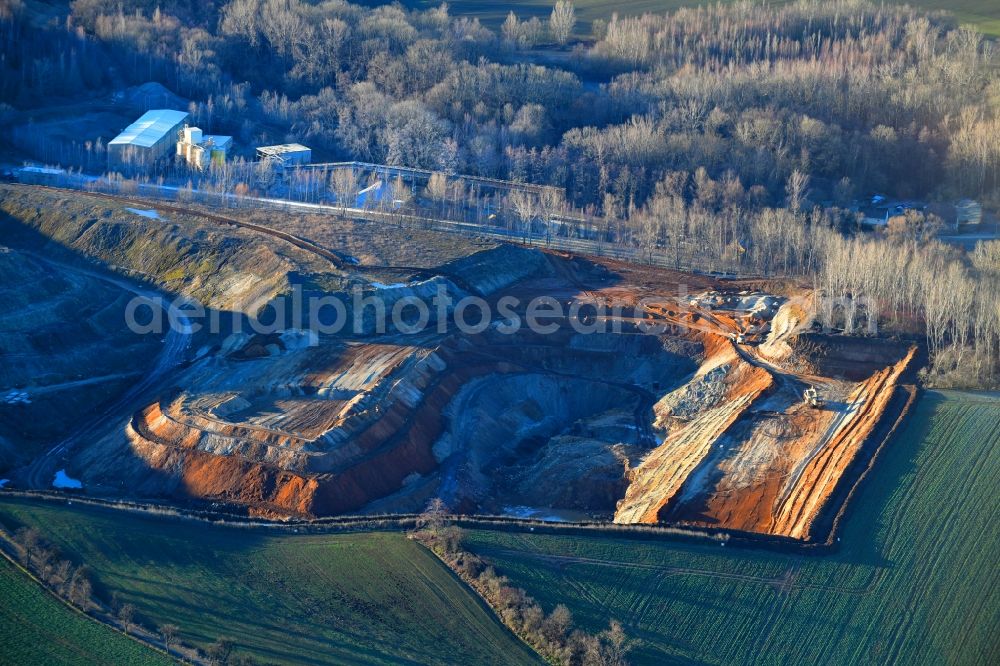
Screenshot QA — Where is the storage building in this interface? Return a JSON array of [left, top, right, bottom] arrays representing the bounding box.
[[256, 143, 312, 166], [108, 109, 189, 169], [177, 126, 232, 170]]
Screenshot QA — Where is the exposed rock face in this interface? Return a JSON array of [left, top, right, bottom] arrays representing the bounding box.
[[767, 347, 917, 539], [615, 307, 919, 541], [511, 436, 633, 510], [66, 240, 565, 515], [427, 329, 698, 515], [104, 341, 461, 516], [787, 333, 913, 380], [616, 354, 774, 524], [0, 187, 562, 515], [653, 365, 729, 424], [5, 185, 921, 536], [104, 325, 699, 518], [440, 244, 551, 295]]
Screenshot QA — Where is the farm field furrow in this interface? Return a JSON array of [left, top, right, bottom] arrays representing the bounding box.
[[0, 556, 173, 666], [462, 390, 1000, 665], [0, 508, 540, 666]]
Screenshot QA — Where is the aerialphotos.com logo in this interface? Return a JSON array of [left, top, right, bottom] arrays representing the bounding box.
[[123, 284, 873, 340]]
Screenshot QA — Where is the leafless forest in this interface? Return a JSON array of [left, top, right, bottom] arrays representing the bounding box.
[[2, 0, 999, 386]]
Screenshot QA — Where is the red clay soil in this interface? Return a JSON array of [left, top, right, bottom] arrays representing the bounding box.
[[768, 347, 917, 539], [614, 349, 774, 524], [126, 347, 526, 517], [667, 406, 833, 534], [113, 249, 915, 534], [661, 347, 917, 539], [613, 282, 918, 539]]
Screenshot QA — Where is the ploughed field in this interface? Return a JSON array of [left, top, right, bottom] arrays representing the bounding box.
[[461, 390, 1000, 664], [1, 184, 915, 541]]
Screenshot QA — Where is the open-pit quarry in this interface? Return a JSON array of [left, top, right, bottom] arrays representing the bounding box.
[[0, 184, 918, 542]]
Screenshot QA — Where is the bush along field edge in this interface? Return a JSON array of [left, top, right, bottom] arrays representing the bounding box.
[[0, 525, 187, 663], [0, 523, 201, 664], [411, 499, 637, 666]]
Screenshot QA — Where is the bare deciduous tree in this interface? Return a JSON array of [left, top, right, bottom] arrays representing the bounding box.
[[160, 623, 179, 652], [426, 172, 449, 215], [118, 603, 136, 634], [785, 169, 809, 215], [549, 1, 576, 46], [418, 498, 448, 532], [501, 11, 520, 46], [331, 168, 358, 213], [14, 527, 42, 568], [68, 567, 93, 610], [509, 189, 538, 242], [220, 0, 261, 46]]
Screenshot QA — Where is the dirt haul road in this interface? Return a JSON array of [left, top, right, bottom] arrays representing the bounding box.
[[5, 187, 916, 541], [19, 255, 192, 491], [613, 288, 916, 541]]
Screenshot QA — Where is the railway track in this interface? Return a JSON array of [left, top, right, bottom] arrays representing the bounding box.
[[37, 187, 350, 269], [36, 186, 493, 295]]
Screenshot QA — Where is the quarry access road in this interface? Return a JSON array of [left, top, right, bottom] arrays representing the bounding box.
[[19, 256, 193, 490], [17, 373, 142, 396], [42, 187, 353, 269]]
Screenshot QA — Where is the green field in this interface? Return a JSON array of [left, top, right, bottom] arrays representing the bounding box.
[[461, 390, 1000, 664], [0, 509, 538, 666], [0, 390, 997, 664], [364, 0, 1000, 37], [0, 555, 173, 666], [914, 0, 1000, 35]]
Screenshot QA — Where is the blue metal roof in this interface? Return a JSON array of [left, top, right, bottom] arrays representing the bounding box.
[[109, 109, 189, 148]]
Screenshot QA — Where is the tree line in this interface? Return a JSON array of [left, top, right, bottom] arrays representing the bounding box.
[[414, 499, 635, 666], [79, 159, 1000, 389], [5, 522, 268, 664], [2, 0, 996, 209], [1, 0, 999, 386]]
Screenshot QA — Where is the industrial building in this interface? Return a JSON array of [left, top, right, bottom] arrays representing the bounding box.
[[108, 109, 189, 169], [956, 199, 983, 226], [177, 126, 232, 170], [256, 143, 311, 166]]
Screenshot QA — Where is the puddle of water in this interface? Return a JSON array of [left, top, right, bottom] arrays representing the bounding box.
[[53, 469, 83, 489]]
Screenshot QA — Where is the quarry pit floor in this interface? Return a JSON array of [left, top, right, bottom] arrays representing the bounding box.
[[0, 186, 917, 543]]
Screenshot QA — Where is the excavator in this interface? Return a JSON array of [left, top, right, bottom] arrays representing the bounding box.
[[803, 386, 824, 408]]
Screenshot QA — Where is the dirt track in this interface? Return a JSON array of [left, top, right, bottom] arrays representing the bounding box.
[[613, 290, 917, 540], [18, 254, 193, 491], [768, 348, 916, 539]]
